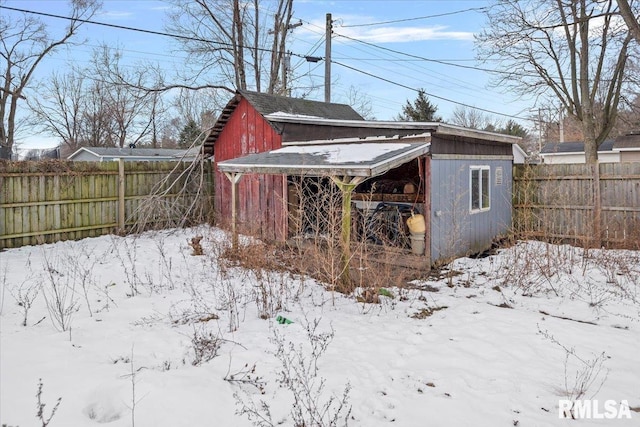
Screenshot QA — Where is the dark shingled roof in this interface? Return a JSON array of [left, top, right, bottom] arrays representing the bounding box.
[[541, 140, 615, 154], [203, 90, 364, 157], [240, 90, 364, 120], [613, 130, 640, 150]]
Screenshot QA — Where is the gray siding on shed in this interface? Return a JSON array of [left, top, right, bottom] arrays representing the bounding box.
[[430, 158, 512, 263]]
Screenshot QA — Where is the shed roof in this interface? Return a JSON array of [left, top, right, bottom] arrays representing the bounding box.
[[203, 90, 364, 156], [266, 114, 520, 145], [217, 140, 430, 178], [241, 90, 364, 120]]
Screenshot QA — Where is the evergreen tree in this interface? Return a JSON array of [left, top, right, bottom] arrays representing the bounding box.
[[178, 119, 202, 148], [397, 89, 441, 122], [501, 120, 528, 137]]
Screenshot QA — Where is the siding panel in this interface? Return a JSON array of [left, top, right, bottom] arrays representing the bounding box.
[[430, 158, 512, 263], [213, 98, 285, 241]]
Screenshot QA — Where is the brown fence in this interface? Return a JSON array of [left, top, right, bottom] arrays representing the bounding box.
[[0, 160, 213, 249], [513, 163, 640, 249]]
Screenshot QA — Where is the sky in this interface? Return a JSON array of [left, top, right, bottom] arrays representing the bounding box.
[[3, 0, 538, 148]]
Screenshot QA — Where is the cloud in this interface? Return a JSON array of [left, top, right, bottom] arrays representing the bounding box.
[[300, 15, 473, 43], [98, 11, 134, 20], [338, 25, 474, 43]]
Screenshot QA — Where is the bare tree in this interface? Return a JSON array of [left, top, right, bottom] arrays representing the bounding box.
[[166, 0, 295, 94], [172, 88, 221, 130], [476, 0, 634, 164], [90, 46, 155, 147], [27, 71, 86, 153], [344, 85, 375, 120], [617, 0, 640, 43], [0, 0, 101, 153], [78, 79, 115, 150], [450, 105, 494, 130]]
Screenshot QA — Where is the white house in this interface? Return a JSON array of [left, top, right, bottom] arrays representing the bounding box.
[[540, 140, 618, 164], [67, 146, 200, 162], [540, 131, 640, 164]]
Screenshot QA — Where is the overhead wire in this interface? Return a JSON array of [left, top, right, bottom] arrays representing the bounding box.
[[339, 6, 489, 28], [3, 4, 534, 121], [332, 60, 532, 121], [0, 5, 311, 61], [329, 27, 500, 102]]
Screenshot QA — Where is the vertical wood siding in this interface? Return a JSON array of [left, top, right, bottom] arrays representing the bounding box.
[[213, 98, 286, 241], [430, 158, 513, 263]]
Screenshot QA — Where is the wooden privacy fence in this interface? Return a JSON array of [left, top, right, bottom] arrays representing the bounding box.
[[0, 160, 213, 249], [513, 163, 640, 249]]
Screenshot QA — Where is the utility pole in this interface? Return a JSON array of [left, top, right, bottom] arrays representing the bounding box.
[[282, 52, 291, 96], [273, 19, 302, 96], [538, 108, 543, 154], [558, 104, 564, 143], [325, 13, 332, 103]]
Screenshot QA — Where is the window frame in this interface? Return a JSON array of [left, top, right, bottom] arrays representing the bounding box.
[[470, 165, 491, 213]]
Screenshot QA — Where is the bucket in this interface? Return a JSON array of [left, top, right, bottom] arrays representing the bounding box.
[[409, 232, 425, 256], [406, 213, 426, 234]]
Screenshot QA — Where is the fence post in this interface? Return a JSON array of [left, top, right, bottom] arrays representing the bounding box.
[[118, 158, 125, 232], [593, 162, 602, 248]]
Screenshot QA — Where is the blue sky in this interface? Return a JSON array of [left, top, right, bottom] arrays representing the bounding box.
[[6, 0, 537, 148]]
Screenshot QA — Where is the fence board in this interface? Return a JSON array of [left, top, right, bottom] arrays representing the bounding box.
[[514, 163, 640, 249], [0, 160, 213, 249]]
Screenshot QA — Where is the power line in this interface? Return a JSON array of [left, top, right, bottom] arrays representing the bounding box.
[[3, 4, 533, 121], [339, 7, 488, 28], [333, 30, 519, 77], [330, 29, 499, 100], [332, 60, 532, 121], [0, 5, 310, 61]]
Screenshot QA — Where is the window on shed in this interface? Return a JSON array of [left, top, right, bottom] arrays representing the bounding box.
[[470, 166, 490, 212]]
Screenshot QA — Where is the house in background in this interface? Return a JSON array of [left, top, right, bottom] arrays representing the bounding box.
[[613, 131, 640, 162], [512, 143, 528, 164], [68, 146, 200, 162], [206, 90, 520, 267], [540, 131, 640, 164]]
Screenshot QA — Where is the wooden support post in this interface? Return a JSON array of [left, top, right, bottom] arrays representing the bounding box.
[[423, 156, 431, 266], [118, 158, 125, 233], [330, 175, 364, 292], [224, 172, 243, 249]]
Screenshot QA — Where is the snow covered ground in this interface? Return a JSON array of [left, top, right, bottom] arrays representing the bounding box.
[[1, 226, 638, 426]]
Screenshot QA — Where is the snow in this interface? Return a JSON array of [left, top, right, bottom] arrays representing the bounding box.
[[274, 143, 412, 164], [268, 111, 326, 120], [1, 228, 639, 426]]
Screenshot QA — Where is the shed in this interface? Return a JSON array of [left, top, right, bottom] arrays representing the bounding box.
[[207, 91, 519, 268], [204, 90, 366, 241], [68, 146, 199, 162]]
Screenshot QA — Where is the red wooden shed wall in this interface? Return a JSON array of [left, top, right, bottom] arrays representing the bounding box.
[[214, 98, 287, 241]]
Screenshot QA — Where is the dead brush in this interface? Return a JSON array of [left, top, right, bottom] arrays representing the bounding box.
[[221, 241, 298, 320], [282, 175, 426, 303], [189, 235, 204, 256]]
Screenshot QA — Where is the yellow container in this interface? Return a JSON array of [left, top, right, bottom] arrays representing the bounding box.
[[406, 213, 426, 234]]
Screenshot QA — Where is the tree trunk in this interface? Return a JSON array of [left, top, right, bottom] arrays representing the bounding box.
[[617, 0, 640, 44]]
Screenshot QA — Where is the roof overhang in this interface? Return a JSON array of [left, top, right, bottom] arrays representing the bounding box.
[[265, 114, 520, 145], [217, 142, 431, 178]]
